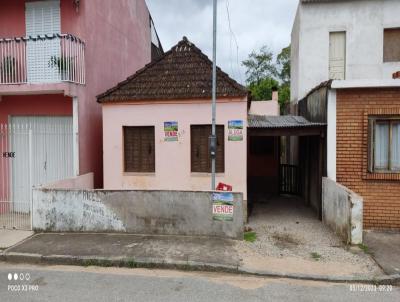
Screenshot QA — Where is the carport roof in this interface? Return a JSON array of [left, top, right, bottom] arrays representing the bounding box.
[[248, 115, 326, 128], [248, 115, 326, 136]]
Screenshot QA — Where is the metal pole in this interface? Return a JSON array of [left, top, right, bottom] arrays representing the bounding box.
[[211, 0, 217, 190], [29, 128, 33, 230]]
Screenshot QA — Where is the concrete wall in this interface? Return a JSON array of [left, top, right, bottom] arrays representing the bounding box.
[[32, 186, 244, 239], [291, 0, 400, 101], [43, 173, 94, 189], [102, 98, 248, 200], [322, 177, 363, 245]]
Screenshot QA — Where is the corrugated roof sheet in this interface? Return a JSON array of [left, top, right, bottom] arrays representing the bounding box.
[[248, 115, 326, 128], [302, 0, 347, 3], [97, 37, 248, 103]]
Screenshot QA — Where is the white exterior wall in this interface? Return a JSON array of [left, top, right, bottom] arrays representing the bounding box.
[[327, 89, 336, 181], [291, 0, 400, 102]]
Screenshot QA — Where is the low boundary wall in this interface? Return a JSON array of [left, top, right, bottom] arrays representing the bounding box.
[[322, 177, 363, 244], [33, 174, 244, 239]]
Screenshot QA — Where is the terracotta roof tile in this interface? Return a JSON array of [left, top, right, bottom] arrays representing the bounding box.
[[97, 37, 248, 103]]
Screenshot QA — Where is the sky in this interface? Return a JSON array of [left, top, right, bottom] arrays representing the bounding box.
[[146, 0, 298, 84]]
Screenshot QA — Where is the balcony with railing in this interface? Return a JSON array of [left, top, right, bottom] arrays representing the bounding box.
[[0, 34, 85, 86]]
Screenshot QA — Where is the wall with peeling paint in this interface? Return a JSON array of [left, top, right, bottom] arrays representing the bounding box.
[[32, 178, 244, 239], [322, 177, 363, 244]]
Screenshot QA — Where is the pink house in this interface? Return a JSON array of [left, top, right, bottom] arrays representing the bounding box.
[[0, 0, 162, 229], [98, 38, 248, 200]]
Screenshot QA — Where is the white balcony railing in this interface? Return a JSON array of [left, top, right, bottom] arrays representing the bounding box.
[[0, 34, 85, 85]]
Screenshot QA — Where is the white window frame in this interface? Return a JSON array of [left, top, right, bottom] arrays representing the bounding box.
[[368, 116, 400, 173]]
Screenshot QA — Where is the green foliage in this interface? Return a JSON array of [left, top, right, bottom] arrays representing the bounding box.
[[244, 231, 257, 243], [358, 243, 373, 255], [310, 252, 322, 261], [277, 45, 291, 85], [48, 55, 74, 73], [1, 56, 16, 73], [278, 84, 290, 113], [248, 77, 279, 101], [242, 46, 277, 84], [243, 45, 291, 112], [1, 56, 17, 82]]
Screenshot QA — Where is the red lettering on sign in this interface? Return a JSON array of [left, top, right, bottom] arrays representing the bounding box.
[[213, 205, 233, 215]]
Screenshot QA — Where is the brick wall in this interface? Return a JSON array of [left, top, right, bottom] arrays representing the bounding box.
[[336, 88, 400, 230]]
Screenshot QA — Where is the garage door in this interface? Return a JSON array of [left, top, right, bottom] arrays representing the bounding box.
[[10, 116, 73, 212]]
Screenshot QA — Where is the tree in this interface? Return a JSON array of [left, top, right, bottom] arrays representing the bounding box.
[[277, 45, 290, 85], [276, 45, 291, 113], [248, 78, 279, 101], [242, 45, 291, 113], [242, 46, 277, 84]]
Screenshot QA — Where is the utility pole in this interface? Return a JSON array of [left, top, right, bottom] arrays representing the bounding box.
[[210, 0, 217, 190]]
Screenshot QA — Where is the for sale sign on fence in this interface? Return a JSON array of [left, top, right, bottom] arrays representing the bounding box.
[[212, 192, 234, 221]]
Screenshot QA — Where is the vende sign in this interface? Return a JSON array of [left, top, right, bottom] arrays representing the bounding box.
[[213, 204, 233, 215], [212, 192, 234, 221]]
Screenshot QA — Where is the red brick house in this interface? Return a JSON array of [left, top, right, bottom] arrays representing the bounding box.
[[298, 81, 400, 231]]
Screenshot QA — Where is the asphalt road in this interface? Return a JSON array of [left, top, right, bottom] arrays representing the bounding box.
[[0, 262, 399, 302]]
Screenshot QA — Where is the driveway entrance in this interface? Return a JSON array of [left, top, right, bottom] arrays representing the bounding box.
[[247, 115, 326, 219], [237, 195, 382, 277]]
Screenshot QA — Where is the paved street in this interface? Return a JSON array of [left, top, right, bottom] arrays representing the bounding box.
[[0, 262, 398, 302]]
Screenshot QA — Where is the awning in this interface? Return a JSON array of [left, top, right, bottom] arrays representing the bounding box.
[[248, 115, 326, 136]]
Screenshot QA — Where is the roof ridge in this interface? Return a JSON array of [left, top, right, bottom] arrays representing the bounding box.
[[184, 40, 247, 93], [97, 37, 248, 103]]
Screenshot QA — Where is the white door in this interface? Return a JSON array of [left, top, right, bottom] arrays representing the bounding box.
[[329, 32, 346, 80], [10, 116, 73, 212], [26, 0, 61, 83]]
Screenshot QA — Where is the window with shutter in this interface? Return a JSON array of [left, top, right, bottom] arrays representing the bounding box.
[[384, 28, 400, 62], [25, 0, 61, 83], [123, 126, 155, 173], [191, 125, 224, 173], [329, 32, 346, 80]]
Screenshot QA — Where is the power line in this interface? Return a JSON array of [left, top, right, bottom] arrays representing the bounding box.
[[225, 0, 243, 84]]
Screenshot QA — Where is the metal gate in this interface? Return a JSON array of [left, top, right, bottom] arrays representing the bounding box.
[[0, 117, 73, 230], [279, 164, 300, 195]]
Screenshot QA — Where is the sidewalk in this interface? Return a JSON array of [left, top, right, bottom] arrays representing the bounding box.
[[364, 230, 400, 275], [0, 230, 33, 249], [1, 232, 398, 284]]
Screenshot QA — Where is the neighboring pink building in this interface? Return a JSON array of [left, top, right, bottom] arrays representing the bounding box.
[[98, 38, 248, 200], [248, 90, 280, 116], [0, 0, 162, 228]]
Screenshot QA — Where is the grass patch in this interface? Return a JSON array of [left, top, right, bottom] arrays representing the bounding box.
[[124, 259, 137, 268], [82, 259, 113, 268], [310, 252, 322, 261], [358, 243, 373, 255], [244, 231, 257, 243], [81, 258, 137, 268]]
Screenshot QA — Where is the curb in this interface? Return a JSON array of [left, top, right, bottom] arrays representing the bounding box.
[[1, 252, 399, 285]]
